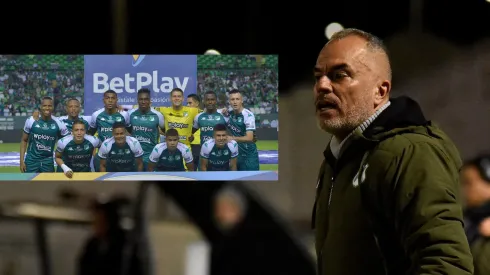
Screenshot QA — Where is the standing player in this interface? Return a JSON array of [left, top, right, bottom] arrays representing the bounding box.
[[89, 90, 131, 172], [128, 88, 165, 171], [148, 129, 194, 172], [200, 124, 238, 171], [55, 120, 100, 178], [98, 122, 144, 172], [19, 97, 70, 173], [222, 89, 259, 171], [186, 93, 203, 171], [58, 98, 92, 131], [156, 88, 199, 147]]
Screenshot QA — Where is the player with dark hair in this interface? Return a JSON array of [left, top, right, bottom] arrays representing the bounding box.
[[200, 124, 238, 171], [59, 98, 92, 132], [221, 89, 259, 171], [98, 122, 144, 172], [128, 88, 165, 171], [89, 90, 132, 172], [187, 93, 203, 170], [148, 128, 194, 172], [20, 96, 70, 173], [55, 120, 100, 178]]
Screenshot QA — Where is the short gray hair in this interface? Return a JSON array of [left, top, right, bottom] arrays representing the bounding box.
[[329, 28, 392, 80]]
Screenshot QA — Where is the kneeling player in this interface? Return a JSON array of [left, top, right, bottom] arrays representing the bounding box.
[[98, 122, 144, 172], [55, 121, 101, 178], [200, 124, 238, 171], [148, 129, 194, 172]]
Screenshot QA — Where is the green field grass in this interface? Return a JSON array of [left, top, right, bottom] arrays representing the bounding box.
[[0, 140, 278, 173]]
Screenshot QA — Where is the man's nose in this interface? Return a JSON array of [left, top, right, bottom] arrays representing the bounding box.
[[315, 75, 333, 96]]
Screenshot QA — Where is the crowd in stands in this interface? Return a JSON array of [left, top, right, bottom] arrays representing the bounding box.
[[197, 55, 279, 115], [0, 55, 84, 117]]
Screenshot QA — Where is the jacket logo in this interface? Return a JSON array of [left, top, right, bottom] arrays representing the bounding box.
[[352, 164, 369, 187]]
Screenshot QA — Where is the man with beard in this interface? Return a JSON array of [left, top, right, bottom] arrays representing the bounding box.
[[311, 28, 473, 274], [461, 155, 490, 275]]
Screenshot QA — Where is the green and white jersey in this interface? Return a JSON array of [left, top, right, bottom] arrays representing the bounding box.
[[128, 108, 165, 162], [200, 139, 239, 171], [224, 108, 257, 157], [56, 135, 100, 172], [149, 142, 193, 171], [89, 108, 131, 142], [98, 136, 144, 172], [58, 115, 92, 132], [23, 116, 70, 161], [193, 110, 226, 145]]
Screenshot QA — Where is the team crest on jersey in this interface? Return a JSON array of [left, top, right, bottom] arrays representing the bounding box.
[[50, 124, 56, 130], [175, 155, 181, 161], [224, 150, 229, 156], [149, 116, 155, 121], [134, 116, 138, 120], [183, 112, 188, 117], [116, 117, 122, 122], [125, 149, 131, 154], [84, 144, 90, 150]]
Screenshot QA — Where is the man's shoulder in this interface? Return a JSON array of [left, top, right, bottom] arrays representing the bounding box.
[[372, 126, 460, 166]]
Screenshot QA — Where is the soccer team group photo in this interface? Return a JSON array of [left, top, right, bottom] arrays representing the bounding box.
[[0, 55, 279, 179]]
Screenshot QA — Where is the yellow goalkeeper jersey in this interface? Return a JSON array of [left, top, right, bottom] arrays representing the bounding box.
[[156, 106, 199, 146]]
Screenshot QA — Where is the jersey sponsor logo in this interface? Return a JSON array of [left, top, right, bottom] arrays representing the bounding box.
[[209, 160, 228, 166], [168, 122, 189, 129], [100, 127, 112, 132], [135, 135, 152, 144], [201, 126, 214, 132], [227, 123, 241, 134], [133, 125, 154, 132], [179, 135, 187, 141], [33, 133, 56, 141], [36, 143, 52, 152], [67, 154, 91, 160], [110, 159, 133, 164]]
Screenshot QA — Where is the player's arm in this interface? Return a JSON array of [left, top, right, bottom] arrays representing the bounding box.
[[230, 113, 256, 142], [88, 112, 98, 136], [130, 139, 144, 172], [182, 145, 194, 171], [155, 110, 166, 134], [98, 143, 109, 172], [192, 113, 200, 134], [20, 118, 34, 173], [229, 141, 239, 171], [55, 139, 73, 178], [122, 111, 132, 134], [147, 145, 162, 172], [56, 118, 70, 138], [199, 144, 211, 171]]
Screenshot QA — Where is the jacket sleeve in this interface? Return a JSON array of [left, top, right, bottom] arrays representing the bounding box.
[[379, 141, 474, 275]]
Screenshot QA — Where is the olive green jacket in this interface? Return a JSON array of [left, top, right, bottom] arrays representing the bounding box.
[[313, 96, 473, 275]]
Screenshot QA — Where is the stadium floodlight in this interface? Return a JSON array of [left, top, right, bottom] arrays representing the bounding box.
[[204, 49, 221, 55], [325, 22, 344, 40]]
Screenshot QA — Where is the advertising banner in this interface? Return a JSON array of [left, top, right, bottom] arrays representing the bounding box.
[[83, 55, 197, 114]]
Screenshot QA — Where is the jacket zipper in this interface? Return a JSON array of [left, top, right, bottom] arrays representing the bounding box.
[[319, 174, 336, 275]]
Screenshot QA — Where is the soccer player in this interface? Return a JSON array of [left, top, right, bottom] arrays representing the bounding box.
[[128, 88, 165, 171], [187, 93, 203, 171], [200, 124, 238, 171], [19, 97, 70, 173], [98, 122, 144, 172], [55, 120, 101, 178], [148, 129, 194, 172], [89, 90, 131, 172], [58, 98, 92, 131], [222, 89, 259, 171], [156, 88, 199, 147]]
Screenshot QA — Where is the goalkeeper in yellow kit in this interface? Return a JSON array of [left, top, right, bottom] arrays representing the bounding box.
[[155, 88, 200, 171]]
